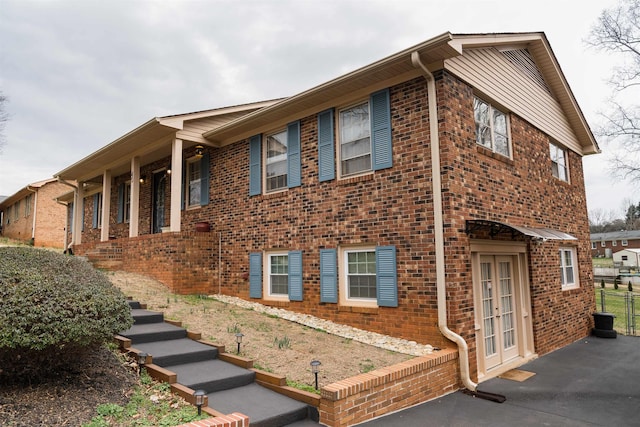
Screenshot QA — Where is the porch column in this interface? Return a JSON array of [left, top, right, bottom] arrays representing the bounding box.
[[130, 157, 141, 237], [100, 170, 112, 242], [72, 182, 85, 245], [170, 138, 183, 232]]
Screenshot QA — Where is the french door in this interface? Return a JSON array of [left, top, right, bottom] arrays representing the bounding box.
[[479, 255, 519, 371]]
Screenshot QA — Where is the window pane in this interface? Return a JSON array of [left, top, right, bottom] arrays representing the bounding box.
[[494, 134, 509, 157], [188, 161, 201, 207], [474, 98, 490, 125], [493, 110, 507, 135]]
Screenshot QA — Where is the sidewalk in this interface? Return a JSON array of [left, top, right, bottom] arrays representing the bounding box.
[[361, 335, 640, 426]]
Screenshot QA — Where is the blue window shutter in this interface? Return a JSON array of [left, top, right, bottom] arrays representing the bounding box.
[[376, 245, 398, 307], [117, 183, 124, 223], [288, 250, 303, 301], [249, 252, 262, 299], [92, 194, 99, 229], [200, 152, 210, 206], [287, 121, 301, 188], [318, 109, 335, 182], [249, 135, 262, 196], [181, 159, 186, 210], [370, 88, 393, 170], [320, 249, 338, 303]]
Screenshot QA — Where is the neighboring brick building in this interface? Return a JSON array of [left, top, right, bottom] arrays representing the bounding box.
[[55, 32, 598, 399], [590, 230, 640, 257], [0, 179, 71, 248]]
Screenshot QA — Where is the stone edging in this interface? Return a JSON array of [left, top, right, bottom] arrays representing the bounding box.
[[211, 294, 435, 356]]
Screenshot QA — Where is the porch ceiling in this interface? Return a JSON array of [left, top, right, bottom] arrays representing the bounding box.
[[466, 219, 577, 241]]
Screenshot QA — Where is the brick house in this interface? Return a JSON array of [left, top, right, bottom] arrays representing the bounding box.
[[54, 32, 598, 390], [590, 230, 640, 257], [0, 178, 71, 248]]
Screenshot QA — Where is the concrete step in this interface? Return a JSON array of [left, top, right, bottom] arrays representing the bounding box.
[[120, 322, 187, 344], [128, 301, 142, 309], [165, 359, 255, 392], [131, 308, 164, 325], [132, 338, 218, 366], [207, 383, 310, 427]]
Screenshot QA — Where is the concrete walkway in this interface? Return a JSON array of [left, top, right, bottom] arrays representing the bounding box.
[[361, 335, 640, 426]]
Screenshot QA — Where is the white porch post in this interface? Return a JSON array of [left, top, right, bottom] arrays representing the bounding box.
[[170, 138, 183, 232], [130, 157, 141, 237], [100, 170, 112, 242], [72, 182, 85, 245]]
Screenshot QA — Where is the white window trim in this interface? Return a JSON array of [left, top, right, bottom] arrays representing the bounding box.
[[186, 156, 202, 210], [339, 246, 378, 308], [560, 247, 579, 291], [591, 242, 597, 250], [622, 240, 629, 247], [264, 251, 290, 302], [474, 96, 512, 159], [264, 128, 288, 193], [612, 240, 617, 247], [601, 241, 606, 247], [338, 100, 373, 179]]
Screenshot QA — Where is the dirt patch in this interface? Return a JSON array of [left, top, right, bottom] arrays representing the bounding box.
[[109, 270, 413, 386], [0, 346, 137, 426]]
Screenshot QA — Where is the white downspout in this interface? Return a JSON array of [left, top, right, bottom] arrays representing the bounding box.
[[411, 51, 477, 392], [26, 186, 37, 242]]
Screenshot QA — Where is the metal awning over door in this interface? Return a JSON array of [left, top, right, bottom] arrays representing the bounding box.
[[465, 220, 577, 241]]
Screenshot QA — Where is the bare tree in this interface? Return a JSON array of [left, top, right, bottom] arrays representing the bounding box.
[[587, 0, 640, 181], [0, 91, 7, 153]]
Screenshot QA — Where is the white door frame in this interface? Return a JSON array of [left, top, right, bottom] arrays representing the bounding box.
[[471, 240, 536, 381]]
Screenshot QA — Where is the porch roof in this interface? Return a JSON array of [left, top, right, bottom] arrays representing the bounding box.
[[466, 219, 577, 241]]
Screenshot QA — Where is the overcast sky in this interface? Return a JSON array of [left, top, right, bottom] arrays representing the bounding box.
[[0, 0, 634, 215]]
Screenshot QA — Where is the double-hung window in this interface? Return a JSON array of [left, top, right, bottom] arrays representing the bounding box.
[[117, 182, 131, 224], [92, 193, 103, 229], [345, 249, 377, 299], [550, 142, 569, 181], [591, 242, 597, 250], [268, 253, 289, 296], [340, 102, 371, 176], [622, 240, 629, 246], [186, 158, 202, 209], [559, 247, 579, 290], [474, 97, 510, 157], [25, 194, 32, 217], [266, 130, 288, 192], [14, 201, 19, 221]]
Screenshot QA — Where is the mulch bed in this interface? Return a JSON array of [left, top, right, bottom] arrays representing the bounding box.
[[0, 346, 137, 426]]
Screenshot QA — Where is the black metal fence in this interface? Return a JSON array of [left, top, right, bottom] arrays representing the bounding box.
[[597, 289, 640, 336]]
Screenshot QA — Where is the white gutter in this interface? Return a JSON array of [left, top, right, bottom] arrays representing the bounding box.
[[411, 51, 477, 392]]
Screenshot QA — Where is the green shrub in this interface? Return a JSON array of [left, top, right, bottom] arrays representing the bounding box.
[[614, 276, 620, 290], [600, 279, 605, 288], [0, 247, 133, 382]]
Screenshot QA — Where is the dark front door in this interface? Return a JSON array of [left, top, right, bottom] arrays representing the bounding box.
[[152, 172, 166, 234]]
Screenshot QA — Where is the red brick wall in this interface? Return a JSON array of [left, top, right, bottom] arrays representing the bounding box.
[[1, 182, 68, 248], [76, 69, 595, 368], [435, 70, 595, 357], [319, 348, 459, 427]]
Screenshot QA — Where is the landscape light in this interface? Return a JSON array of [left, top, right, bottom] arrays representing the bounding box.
[[137, 352, 148, 374], [311, 360, 321, 390], [235, 333, 244, 355], [193, 389, 206, 415]]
